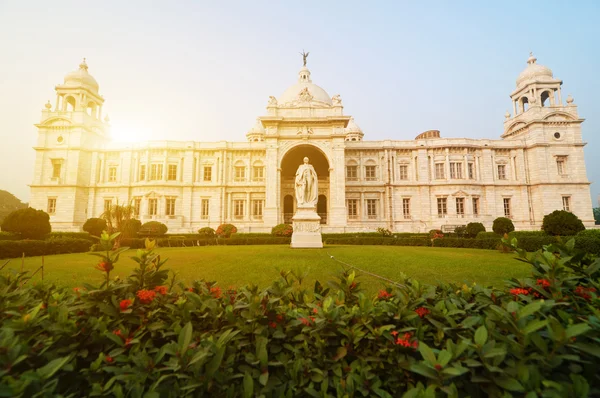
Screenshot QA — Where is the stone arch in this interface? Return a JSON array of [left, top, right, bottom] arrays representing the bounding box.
[[279, 143, 330, 178]]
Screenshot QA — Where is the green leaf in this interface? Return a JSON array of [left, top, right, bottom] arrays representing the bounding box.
[[484, 347, 507, 359], [37, 355, 72, 379], [518, 301, 542, 320], [178, 322, 193, 356], [418, 342, 437, 365], [256, 336, 268, 367], [442, 366, 468, 377], [573, 343, 600, 358], [566, 323, 591, 339], [437, 350, 452, 367], [409, 363, 438, 379], [474, 326, 488, 346], [243, 372, 253, 398], [332, 346, 347, 362], [522, 319, 548, 335], [495, 376, 525, 392], [259, 370, 269, 386], [205, 345, 225, 379]]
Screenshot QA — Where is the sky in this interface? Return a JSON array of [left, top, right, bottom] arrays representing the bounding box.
[[0, 1, 598, 204]]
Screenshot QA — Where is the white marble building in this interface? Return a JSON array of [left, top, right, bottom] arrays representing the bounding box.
[[30, 54, 595, 233]]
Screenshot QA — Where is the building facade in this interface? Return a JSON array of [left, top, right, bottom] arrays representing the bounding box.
[[30, 55, 595, 233]]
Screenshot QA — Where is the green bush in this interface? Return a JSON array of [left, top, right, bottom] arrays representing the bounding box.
[[2, 234, 600, 396], [216, 223, 237, 238], [1, 208, 51, 239], [453, 225, 467, 238], [198, 227, 216, 237], [465, 222, 486, 238], [542, 210, 585, 236], [138, 221, 168, 237], [376, 227, 392, 237], [575, 229, 600, 255], [492, 217, 515, 235], [271, 223, 293, 237], [120, 219, 142, 239], [82, 217, 107, 237], [0, 231, 20, 240], [0, 238, 92, 259], [44, 232, 94, 241]]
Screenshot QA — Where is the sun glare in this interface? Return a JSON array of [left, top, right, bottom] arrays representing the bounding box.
[[110, 122, 149, 143]]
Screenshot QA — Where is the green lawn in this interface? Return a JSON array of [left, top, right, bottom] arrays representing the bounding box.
[[2, 245, 531, 294]]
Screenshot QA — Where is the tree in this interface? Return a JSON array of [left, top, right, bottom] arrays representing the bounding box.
[[1, 208, 51, 239], [594, 207, 600, 225], [101, 204, 134, 234], [492, 217, 515, 235], [83, 218, 107, 237], [139, 221, 168, 237], [216, 224, 237, 238], [0, 190, 27, 225], [542, 210, 585, 236], [198, 227, 216, 237], [465, 222, 486, 238]]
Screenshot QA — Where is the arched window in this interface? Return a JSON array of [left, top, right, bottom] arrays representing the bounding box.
[[541, 91, 551, 107], [521, 96, 529, 112], [65, 96, 76, 112], [87, 102, 96, 117]]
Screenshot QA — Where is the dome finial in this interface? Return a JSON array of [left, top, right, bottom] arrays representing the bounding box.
[[527, 52, 537, 65], [299, 50, 309, 67], [79, 57, 88, 71]]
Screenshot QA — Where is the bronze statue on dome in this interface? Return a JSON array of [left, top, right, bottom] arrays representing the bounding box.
[[300, 50, 309, 67]]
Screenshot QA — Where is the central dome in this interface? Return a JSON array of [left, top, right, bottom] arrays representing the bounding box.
[[278, 66, 332, 105]]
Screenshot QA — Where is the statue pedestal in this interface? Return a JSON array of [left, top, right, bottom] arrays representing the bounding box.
[[291, 205, 323, 249]]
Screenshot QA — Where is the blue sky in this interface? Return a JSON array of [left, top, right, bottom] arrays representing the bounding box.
[[0, 1, 598, 204]]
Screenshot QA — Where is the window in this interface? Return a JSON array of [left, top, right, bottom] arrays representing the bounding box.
[[402, 198, 410, 219], [562, 196, 571, 212], [104, 199, 112, 213], [456, 197, 465, 217], [148, 198, 158, 216], [557, 157, 566, 175], [365, 165, 377, 181], [503, 198, 511, 218], [133, 198, 141, 216], [167, 164, 177, 181], [150, 164, 163, 180], [468, 163, 475, 179], [346, 165, 358, 181], [108, 166, 117, 182], [497, 165, 507, 180], [252, 200, 263, 218], [253, 166, 264, 181], [51, 160, 62, 179], [399, 165, 408, 180], [139, 165, 146, 181], [234, 200, 244, 218], [472, 197, 480, 217], [437, 198, 447, 217], [235, 166, 246, 182], [201, 199, 209, 219], [47, 198, 56, 214], [435, 163, 445, 179], [203, 166, 212, 181], [347, 199, 358, 219], [366, 199, 378, 219], [450, 162, 463, 179], [165, 197, 176, 216]]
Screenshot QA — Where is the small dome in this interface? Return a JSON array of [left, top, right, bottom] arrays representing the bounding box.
[[346, 117, 362, 133], [246, 118, 265, 142], [516, 53, 553, 88], [63, 58, 99, 91], [278, 66, 332, 105]]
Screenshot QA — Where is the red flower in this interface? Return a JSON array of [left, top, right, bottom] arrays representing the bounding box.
[[119, 299, 132, 311], [378, 290, 393, 300], [186, 287, 195, 292], [391, 331, 398, 336], [210, 286, 222, 299], [95, 261, 113, 273], [434, 364, 442, 370], [574, 286, 596, 301], [395, 332, 418, 349], [415, 307, 430, 318], [509, 288, 530, 296], [300, 317, 311, 326], [310, 316, 315, 322], [349, 282, 357, 290], [125, 337, 133, 346], [276, 314, 284, 323], [312, 308, 318, 314], [536, 279, 551, 288], [136, 289, 156, 304], [269, 322, 277, 329], [105, 355, 114, 363], [113, 329, 123, 338], [154, 286, 168, 295]]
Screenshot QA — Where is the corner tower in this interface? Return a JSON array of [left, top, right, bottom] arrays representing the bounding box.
[[30, 59, 110, 231]]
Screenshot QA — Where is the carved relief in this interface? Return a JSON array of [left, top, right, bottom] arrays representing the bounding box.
[[293, 221, 321, 233], [297, 87, 313, 102], [268, 96, 278, 106], [332, 94, 342, 105]]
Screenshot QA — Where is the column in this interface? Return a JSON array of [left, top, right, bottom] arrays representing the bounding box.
[[512, 101, 516, 116], [162, 153, 168, 182], [146, 150, 150, 181], [263, 139, 278, 226], [445, 148, 450, 181], [179, 157, 184, 182], [329, 141, 347, 228], [246, 192, 251, 221]]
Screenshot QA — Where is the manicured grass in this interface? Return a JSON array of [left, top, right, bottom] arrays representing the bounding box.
[[2, 245, 531, 294]]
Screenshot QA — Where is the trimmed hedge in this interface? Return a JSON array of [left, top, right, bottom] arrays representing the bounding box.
[[432, 238, 501, 250], [325, 237, 430, 247], [44, 232, 95, 241], [0, 231, 20, 241], [0, 238, 92, 259]]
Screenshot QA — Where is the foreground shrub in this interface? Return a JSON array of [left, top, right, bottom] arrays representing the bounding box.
[[271, 223, 293, 237], [542, 210, 585, 236], [216, 223, 237, 238], [465, 222, 486, 238], [492, 217, 515, 235], [198, 227, 216, 237], [138, 221, 168, 237], [82, 217, 107, 237], [1, 234, 600, 396], [1, 208, 51, 239]]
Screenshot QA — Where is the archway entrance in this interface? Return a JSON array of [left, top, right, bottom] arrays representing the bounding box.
[[280, 144, 330, 225]]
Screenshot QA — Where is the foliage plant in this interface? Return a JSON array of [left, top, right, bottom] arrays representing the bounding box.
[[121, 219, 142, 240], [198, 227, 216, 238], [139, 221, 169, 237], [0, 208, 51, 240], [1, 234, 600, 396], [83, 218, 107, 237], [542, 210, 586, 236], [465, 222, 486, 238], [453, 226, 467, 238], [216, 223, 237, 238], [101, 204, 134, 235], [594, 207, 600, 225], [376, 227, 392, 237], [271, 223, 293, 237], [492, 217, 515, 235]]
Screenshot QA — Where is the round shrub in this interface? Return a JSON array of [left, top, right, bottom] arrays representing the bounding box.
[[83, 218, 107, 237], [121, 219, 142, 239], [454, 226, 467, 238], [1, 208, 51, 240], [271, 223, 293, 237], [428, 229, 443, 239], [216, 223, 237, 238], [465, 222, 486, 238], [492, 217, 515, 235], [138, 221, 168, 237], [198, 227, 216, 237], [542, 210, 585, 236]]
